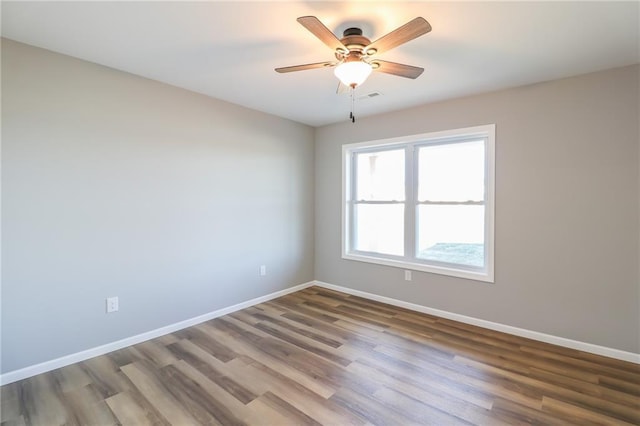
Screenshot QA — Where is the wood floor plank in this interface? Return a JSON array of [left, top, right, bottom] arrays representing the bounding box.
[[247, 307, 345, 348], [280, 311, 378, 350], [1, 383, 22, 423], [252, 321, 353, 366], [363, 347, 544, 411], [80, 355, 132, 399], [490, 397, 575, 426], [173, 325, 238, 362], [20, 374, 78, 426], [347, 358, 495, 411], [200, 320, 338, 398], [169, 360, 253, 425], [2, 285, 638, 425], [330, 386, 415, 425], [254, 336, 369, 392], [393, 310, 438, 325], [257, 391, 322, 426], [107, 346, 142, 368], [335, 297, 401, 318], [252, 301, 288, 316], [455, 355, 640, 424], [542, 396, 638, 426], [332, 318, 386, 338], [520, 343, 640, 374], [158, 363, 246, 425], [62, 383, 119, 426], [303, 301, 393, 330], [120, 361, 200, 425], [374, 332, 454, 362], [244, 396, 299, 425], [269, 299, 342, 324], [50, 364, 93, 394], [167, 338, 263, 402], [529, 366, 640, 408], [373, 386, 484, 425], [105, 391, 170, 426], [358, 351, 530, 421], [0, 416, 27, 426], [599, 375, 640, 395], [130, 340, 179, 368], [240, 359, 366, 425]]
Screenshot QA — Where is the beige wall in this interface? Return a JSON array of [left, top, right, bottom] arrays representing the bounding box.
[[315, 65, 640, 353], [1, 39, 315, 373]]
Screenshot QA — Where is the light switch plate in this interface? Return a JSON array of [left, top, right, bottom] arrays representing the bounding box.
[[106, 296, 119, 313]]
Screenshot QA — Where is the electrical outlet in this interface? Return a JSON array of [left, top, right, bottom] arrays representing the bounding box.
[[106, 296, 119, 313], [404, 270, 412, 281], [260, 265, 267, 276]]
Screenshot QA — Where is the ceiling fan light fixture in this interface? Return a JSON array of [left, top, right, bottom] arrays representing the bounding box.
[[334, 60, 372, 88]]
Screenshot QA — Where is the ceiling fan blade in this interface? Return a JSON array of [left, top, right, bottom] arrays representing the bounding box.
[[275, 61, 336, 73], [336, 82, 349, 94], [372, 60, 424, 79], [366, 17, 431, 54], [297, 16, 348, 53]]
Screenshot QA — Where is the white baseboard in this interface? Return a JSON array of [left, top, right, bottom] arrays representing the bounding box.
[[0, 281, 316, 385], [313, 280, 640, 364], [3, 278, 636, 385]]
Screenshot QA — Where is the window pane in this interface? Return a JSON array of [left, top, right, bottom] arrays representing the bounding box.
[[417, 205, 484, 267], [418, 141, 485, 202], [356, 149, 405, 201], [354, 204, 404, 256]]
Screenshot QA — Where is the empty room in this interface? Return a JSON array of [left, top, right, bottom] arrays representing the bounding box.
[[1, 1, 639, 425]]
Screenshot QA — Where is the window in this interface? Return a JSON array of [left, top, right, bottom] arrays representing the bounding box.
[[342, 125, 495, 282]]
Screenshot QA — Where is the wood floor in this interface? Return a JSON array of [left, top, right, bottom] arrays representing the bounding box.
[[2, 286, 639, 425]]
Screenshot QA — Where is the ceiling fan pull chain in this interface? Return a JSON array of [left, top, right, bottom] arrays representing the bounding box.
[[350, 86, 356, 123]]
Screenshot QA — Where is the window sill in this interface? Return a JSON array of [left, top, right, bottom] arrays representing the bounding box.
[[342, 252, 494, 283]]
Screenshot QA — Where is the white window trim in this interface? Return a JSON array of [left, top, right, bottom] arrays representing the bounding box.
[[342, 124, 495, 283]]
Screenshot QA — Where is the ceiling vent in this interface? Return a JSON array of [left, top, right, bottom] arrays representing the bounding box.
[[358, 91, 382, 100]]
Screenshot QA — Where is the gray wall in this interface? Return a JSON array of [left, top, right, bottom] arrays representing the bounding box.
[[2, 39, 638, 376], [1, 39, 315, 373], [315, 65, 640, 353]]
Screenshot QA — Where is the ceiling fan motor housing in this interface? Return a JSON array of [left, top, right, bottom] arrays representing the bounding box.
[[343, 27, 362, 37], [336, 27, 372, 58]]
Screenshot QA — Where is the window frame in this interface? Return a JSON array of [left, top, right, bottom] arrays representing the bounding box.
[[342, 124, 495, 283]]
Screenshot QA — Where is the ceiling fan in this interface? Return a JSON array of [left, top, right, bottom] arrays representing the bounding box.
[[275, 16, 432, 90]]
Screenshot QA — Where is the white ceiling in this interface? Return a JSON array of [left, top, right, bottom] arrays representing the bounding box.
[[2, 1, 639, 127]]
